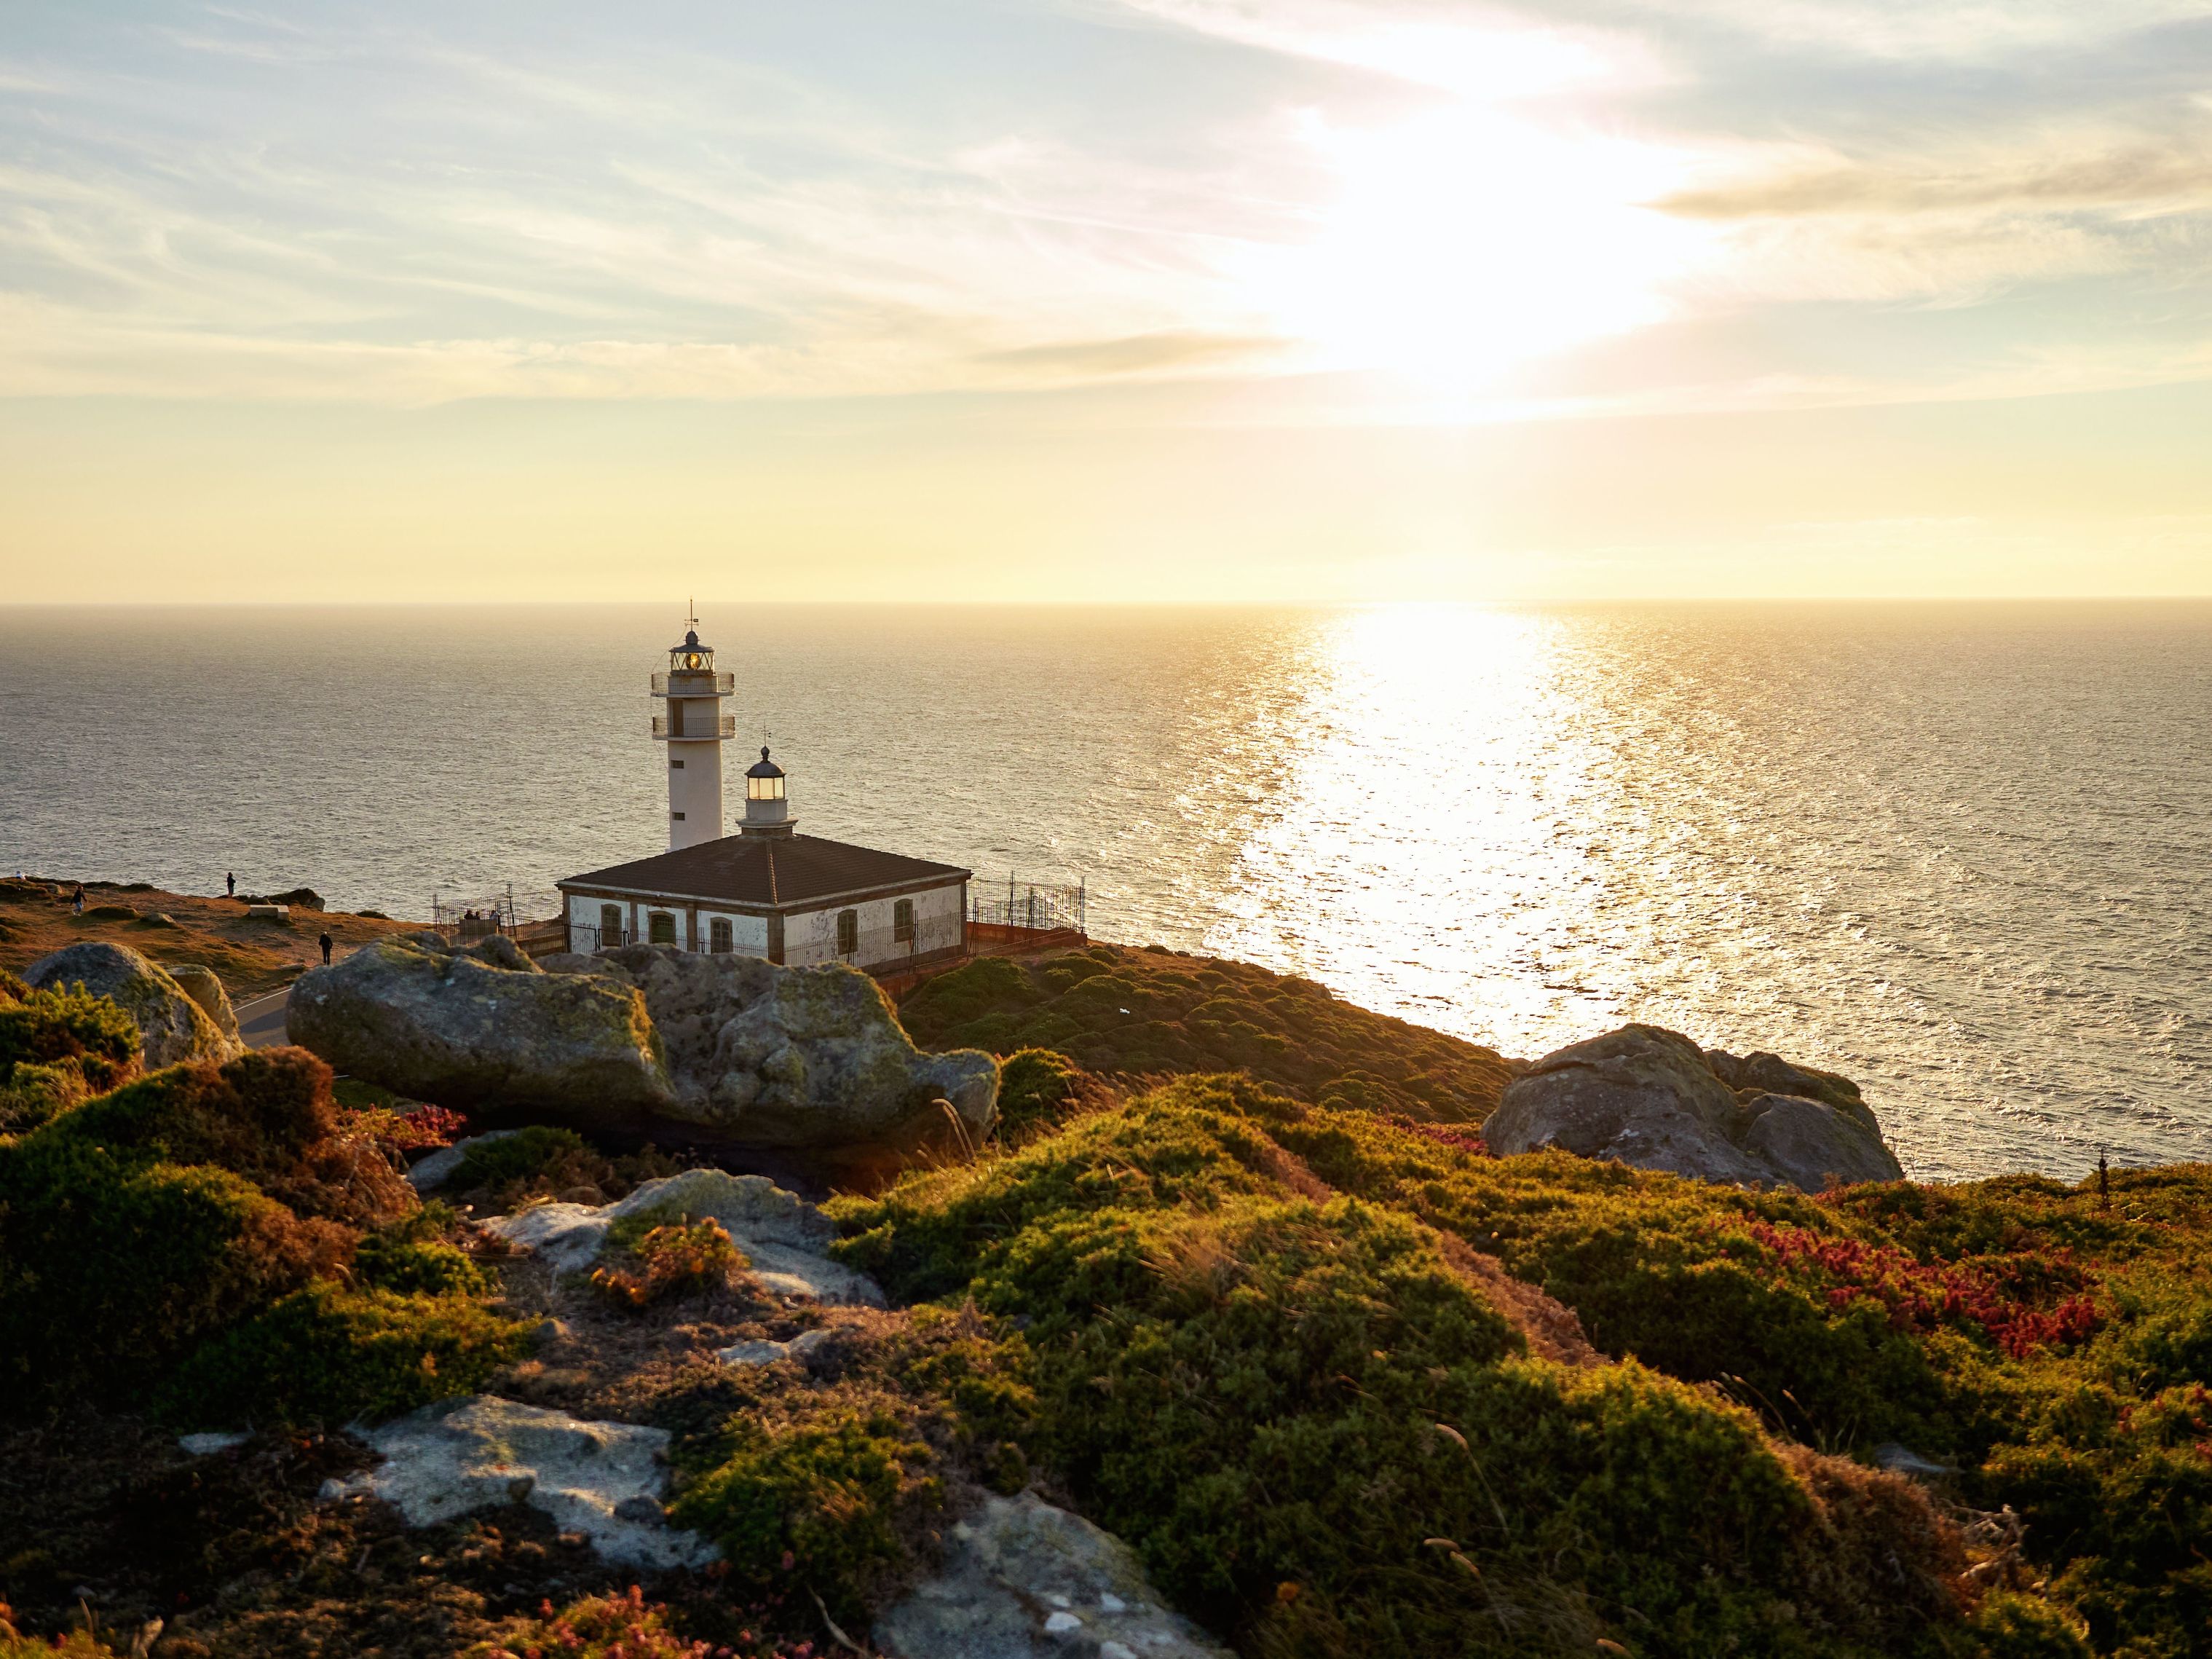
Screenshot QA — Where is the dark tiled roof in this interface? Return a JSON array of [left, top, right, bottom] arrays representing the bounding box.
[[561, 834, 969, 910]]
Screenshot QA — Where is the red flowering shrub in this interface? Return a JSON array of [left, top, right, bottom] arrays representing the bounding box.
[[1742, 1221, 2102, 1359], [470, 1585, 815, 1659], [1377, 1114, 1491, 1157], [336, 1101, 469, 1158]]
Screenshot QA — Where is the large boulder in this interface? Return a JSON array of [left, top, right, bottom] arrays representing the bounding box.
[[1483, 1024, 1903, 1193], [23, 941, 240, 1067], [580, 944, 999, 1146], [874, 1491, 1231, 1659], [286, 937, 676, 1116], [290, 934, 998, 1149]]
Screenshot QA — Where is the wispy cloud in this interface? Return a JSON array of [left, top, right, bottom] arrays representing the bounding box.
[[0, 0, 2206, 419]]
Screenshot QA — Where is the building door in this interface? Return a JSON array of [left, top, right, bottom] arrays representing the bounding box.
[[599, 903, 623, 949], [710, 917, 733, 954], [837, 909, 858, 958]]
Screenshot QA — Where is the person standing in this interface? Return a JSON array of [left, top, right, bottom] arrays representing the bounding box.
[[318, 929, 333, 966], [71, 883, 85, 914], [226, 871, 236, 898]]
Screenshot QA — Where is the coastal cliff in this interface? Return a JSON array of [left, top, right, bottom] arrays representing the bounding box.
[[0, 915, 2203, 1659]]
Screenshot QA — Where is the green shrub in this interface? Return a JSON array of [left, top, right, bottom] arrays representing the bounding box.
[[832, 1076, 1968, 1655], [898, 947, 1511, 1124], [0, 1133, 346, 1409], [355, 1205, 491, 1298], [0, 1061, 90, 1133], [993, 1047, 1089, 1140], [0, 972, 140, 1126], [668, 1304, 1033, 1625], [39, 1047, 413, 1227], [159, 1281, 529, 1429], [0, 1048, 434, 1412], [447, 1124, 598, 1199]]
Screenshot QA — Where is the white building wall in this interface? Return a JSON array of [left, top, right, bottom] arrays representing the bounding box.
[[698, 910, 770, 956], [566, 891, 775, 955], [782, 879, 965, 969]]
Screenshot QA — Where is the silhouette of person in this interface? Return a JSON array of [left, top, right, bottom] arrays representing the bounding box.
[[319, 930, 333, 966], [226, 871, 236, 898]]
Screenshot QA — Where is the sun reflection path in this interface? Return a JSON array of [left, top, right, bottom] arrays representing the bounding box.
[[1205, 604, 1642, 1053]]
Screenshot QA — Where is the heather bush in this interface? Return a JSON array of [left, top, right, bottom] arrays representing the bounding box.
[[0, 1128, 347, 1408], [832, 1076, 1967, 1656], [992, 1047, 1089, 1140], [469, 1585, 814, 1658], [158, 1280, 529, 1429], [592, 1218, 743, 1308], [0, 970, 139, 1131], [354, 1204, 491, 1298], [666, 1305, 1034, 1626], [449, 1124, 593, 1191]]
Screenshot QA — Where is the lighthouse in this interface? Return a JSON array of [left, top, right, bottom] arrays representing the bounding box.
[[652, 611, 735, 850]]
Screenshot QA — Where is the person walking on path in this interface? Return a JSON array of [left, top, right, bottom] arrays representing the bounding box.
[[318, 929, 333, 967], [226, 871, 236, 898], [71, 883, 85, 914]]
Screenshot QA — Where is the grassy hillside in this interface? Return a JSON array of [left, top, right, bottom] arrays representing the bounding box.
[[0, 877, 416, 997], [898, 944, 1515, 1123]]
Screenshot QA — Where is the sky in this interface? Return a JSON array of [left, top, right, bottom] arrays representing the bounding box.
[[1, 0, 2209, 602]]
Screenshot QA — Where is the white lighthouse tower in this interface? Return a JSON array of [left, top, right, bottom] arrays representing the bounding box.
[[652, 609, 735, 850]]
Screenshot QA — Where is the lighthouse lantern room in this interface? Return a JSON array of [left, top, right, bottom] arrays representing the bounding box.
[[651, 609, 735, 850]]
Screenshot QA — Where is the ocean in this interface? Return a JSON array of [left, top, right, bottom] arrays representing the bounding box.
[[2, 601, 2206, 1183]]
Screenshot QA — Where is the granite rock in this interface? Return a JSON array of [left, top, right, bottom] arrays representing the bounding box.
[[1484, 1024, 1903, 1193], [874, 1491, 1231, 1659], [23, 941, 240, 1068], [321, 1395, 716, 1571]]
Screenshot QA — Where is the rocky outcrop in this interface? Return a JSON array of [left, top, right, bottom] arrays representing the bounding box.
[[569, 944, 998, 1146], [285, 937, 676, 1117], [874, 1491, 1231, 1659], [485, 1168, 886, 1306], [165, 964, 239, 1039], [23, 941, 240, 1067], [288, 935, 998, 1148], [1482, 1024, 1903, 1193], [320, 1395, 716, 1571]]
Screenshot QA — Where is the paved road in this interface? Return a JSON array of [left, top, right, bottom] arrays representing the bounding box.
[[234, 987, 293, 1049]]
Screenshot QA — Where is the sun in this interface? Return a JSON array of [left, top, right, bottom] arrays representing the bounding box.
[[1242, 96, 1709, 398]]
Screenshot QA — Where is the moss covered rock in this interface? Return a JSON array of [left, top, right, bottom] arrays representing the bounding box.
[[22, 941, 236, 1068], [287, 935, 676, 1116]]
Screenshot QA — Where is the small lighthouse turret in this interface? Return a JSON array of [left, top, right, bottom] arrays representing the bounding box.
[[652, 608, 735, 850], [740, 746, 794, 838]]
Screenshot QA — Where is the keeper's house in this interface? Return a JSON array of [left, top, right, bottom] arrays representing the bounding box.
[[556, 618, 970, 974]]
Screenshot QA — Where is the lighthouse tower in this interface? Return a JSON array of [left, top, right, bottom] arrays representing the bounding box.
[[652, 610, 735, 850]]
